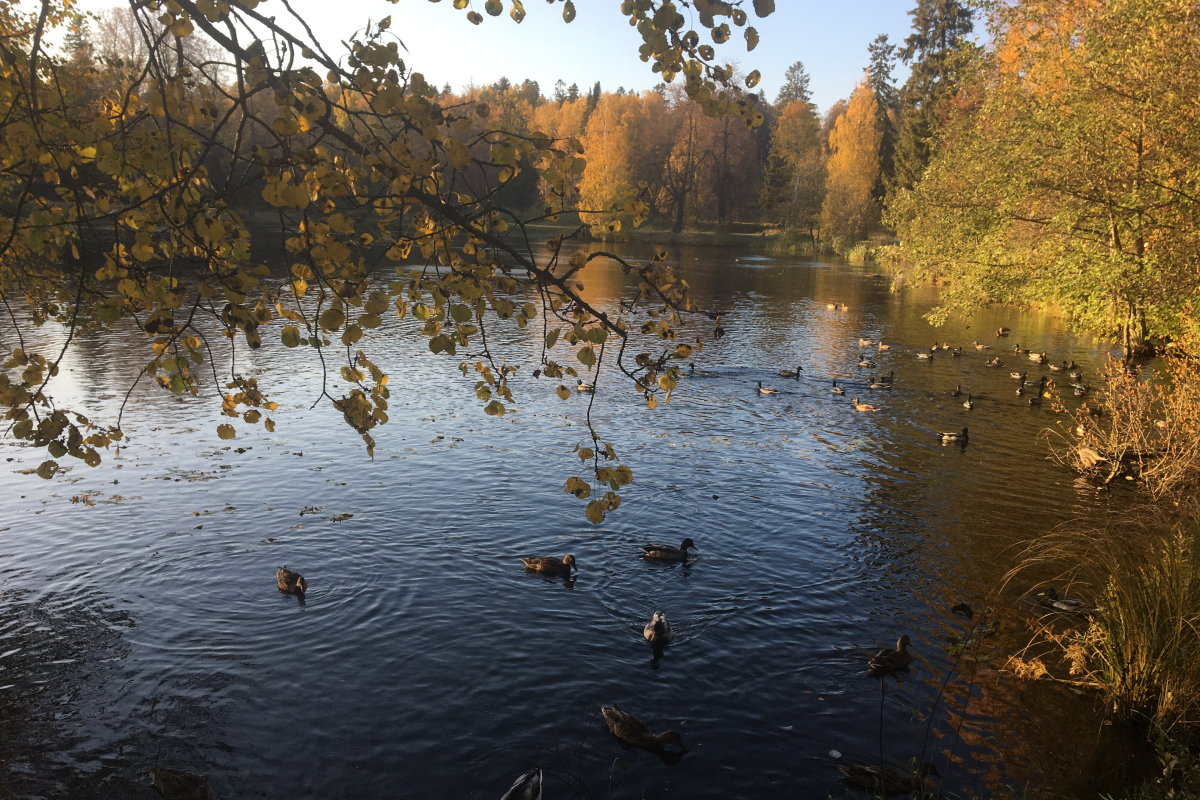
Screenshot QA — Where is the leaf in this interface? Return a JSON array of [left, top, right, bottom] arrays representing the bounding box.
[[646, 394, 658, 410], [217, 424, 236, 440], [752, 0, 774, 16], [264, 418, 275, 432], [319, 309, 346, 331], [577, 346, 596, 366], [744, 27, 759, 51], [281, 326, 301, 347], [556, 385, 571, 400], [563, 1, 576, 22], [484, 400, 506, 416], [445, 138, 471, 171], [564, 476, 591, 498], [450, 304, 473, 323], [546, 329, 560, 348], [36, 460, 59, 479], [585, 500, 605, 523]]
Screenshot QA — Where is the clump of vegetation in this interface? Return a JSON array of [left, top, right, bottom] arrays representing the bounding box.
[[845, 241, 872, 263], [1007, 500, 1200, 733], [1046, 341, 1200, 498]]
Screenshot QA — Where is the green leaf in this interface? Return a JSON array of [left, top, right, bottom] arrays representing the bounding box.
[[546, 328, 560, 348], [48, 440, 67, 458], [281, 326, 301, 347], [752, 0, 774, 17], [585, 500, 605, 524], [450, 304, 473, 323], [35, 460, 58, 479], [563, 0, 575, 22]]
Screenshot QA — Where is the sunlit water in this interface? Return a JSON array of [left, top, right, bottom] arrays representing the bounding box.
[[1, 244, 1138, 798]]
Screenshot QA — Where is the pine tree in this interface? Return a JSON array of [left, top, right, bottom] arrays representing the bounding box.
[[892, 0, 974, 190], [775, 61, 813, 110], [867, 34, 899, 200]]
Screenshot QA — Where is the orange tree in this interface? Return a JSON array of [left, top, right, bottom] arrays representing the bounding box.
[[0, 0, 771, 521]]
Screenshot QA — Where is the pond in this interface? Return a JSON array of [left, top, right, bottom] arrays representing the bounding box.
[[0, 243, 1140, 798]]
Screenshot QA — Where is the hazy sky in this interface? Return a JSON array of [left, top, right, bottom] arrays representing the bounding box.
[[67, 0, 970, 113]]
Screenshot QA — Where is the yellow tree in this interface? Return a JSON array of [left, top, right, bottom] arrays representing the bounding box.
[[761, 98, 825, 241], [820, 77, 881, 251], [578, 92, 652, 223]]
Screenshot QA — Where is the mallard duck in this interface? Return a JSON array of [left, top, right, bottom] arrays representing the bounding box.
[[930, 342, 941, 351], [1073, 385, 1086, 396], [996, 327, 1011, 337], [1010, 370, 1026, 380], [1028, 396, 1043, 406], [947, 384, 962, 397], [521, 554, 577, 576], [641, 538, 698, 561], [940, 427, 969, 443], [859, 338, 874, 346], [985, 357, 1003, 368], [853, 398, 877, 412], [827, 302, 838, 310], [839, 760, 940, 796], [949, 346, 962, 357], [576, 379, 594, 393], [973, 341, 990, 350], [831, 380, 846, 395], [963, 394, 974, 409], [877, 342, 891, 350], [1037, 587, 1093, 614], [917, 351, 933, 360], [868, 634, 913, 676], [601, 705, 687, 754], [500, 768, 542, 800], [276, 567, 307, 595], [149, 768, 213, 800], [1069, 370, 1083, 380], [858, 357, 876, 368], [1015, 386, 1025, 396], [868, 377, 891, 389], [688, 362, 712, 377], [1023, 376, 1046, 387], [756, 381, 779, 394], [643, 611, 674, 645], [1029, 351, 1047, 363], [1048, 360, 1076, 372], [779, 365, 802, 378]]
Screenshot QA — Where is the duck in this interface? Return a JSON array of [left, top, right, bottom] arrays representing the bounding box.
[[868, 634, 913, 676], [947, 384, 962, 397], [930, 342, 941, 351], [1010, 370, 1027, 380], [601, 705, 688, 754], [1073, 385, 1086, 396], [1015, 386, 1025, 396], [500, 768, 542, 800], [973, 341, 990, 350], [839, 761, 941, 796], [687, 362, 711, 377], [641, 538, 698, 561], [1028, 396, 1043, 406], [778, 366, 802, 378], [831, 380, 845, 395], [877, 342, 890, 351], [1069, 370, 1083, 380], [643, 611, 674, 645], [916, 350, 933, 360], [149, 768, 213, 800], [827, 302, 839, 310], [1048, 359, 1076, 372], [1023, 376, 1046, 387], [852, 398, 877, 412], [276, 567, 307, 595], [858, 357, 876, 368], [521, 554, 577, 576], [996, 327, 1011, 337], [1029, 351, 1047, 363], [963, 394, 974, 410], [985, 357, 1003, 368], [868, 377, 891, 389], [859, 338, 874, 346], [576, 379, 595, 393], [940, 427, 969, 443], [756, 381, 779, 394], [1037, 587, 1093, 614], [949, 346, 962, 357]]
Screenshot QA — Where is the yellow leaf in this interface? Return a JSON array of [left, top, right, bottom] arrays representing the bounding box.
[[217, 424, 236, 440]]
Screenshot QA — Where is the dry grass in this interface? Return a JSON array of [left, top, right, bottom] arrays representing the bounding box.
[[1005, 500, 1200, 733]]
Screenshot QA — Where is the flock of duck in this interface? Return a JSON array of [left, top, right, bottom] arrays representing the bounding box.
[[261, 324, 1085, 800]]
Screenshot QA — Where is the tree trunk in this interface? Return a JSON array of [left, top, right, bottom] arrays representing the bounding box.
[[673, 195, 685, 233]]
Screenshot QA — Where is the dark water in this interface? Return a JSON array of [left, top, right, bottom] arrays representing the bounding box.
[[1, 245, 1136, 798]]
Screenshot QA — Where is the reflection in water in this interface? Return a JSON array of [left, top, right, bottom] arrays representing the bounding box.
[[0, 245, 1149, 797]]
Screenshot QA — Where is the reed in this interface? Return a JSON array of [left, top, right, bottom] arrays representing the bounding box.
[[1007, 500, 1200, 733], [845, 241, 871, 263]]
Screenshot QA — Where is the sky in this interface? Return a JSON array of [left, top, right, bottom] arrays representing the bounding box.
[[62, 0, 972, 114]]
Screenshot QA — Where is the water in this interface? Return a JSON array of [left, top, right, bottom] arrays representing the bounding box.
[[0, 244, 1137, 798]]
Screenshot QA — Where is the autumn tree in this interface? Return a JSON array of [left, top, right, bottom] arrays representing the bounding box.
[[885, 0, 1200, 356], [0, 0, 770, 522], [761, 99, 824, 241], [820, 78, 881, 251]]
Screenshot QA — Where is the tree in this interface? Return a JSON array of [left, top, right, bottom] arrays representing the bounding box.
[[0, 0, 772, 523], [761, 99, 825, 242], [866, 34, 899, 198], [885, 0, 1200, 357], [820, 78, 881, 251], [775, 60, 813, 110], [892, 0, 974, 190]]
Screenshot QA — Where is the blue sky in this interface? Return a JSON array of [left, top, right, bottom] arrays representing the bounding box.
[[68, 0, 979, 113]]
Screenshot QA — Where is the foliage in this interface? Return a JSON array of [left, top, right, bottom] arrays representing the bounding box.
[[820, 78, 881, 251], [0, 0, 772, 521], [774, 60, 812, 110], [866, 33, 899, 200], [760, 98, 824, 241], [885, 0, 1200, 354]]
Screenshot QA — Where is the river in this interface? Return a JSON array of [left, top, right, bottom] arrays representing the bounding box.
[[0, 243, 1140, 798]]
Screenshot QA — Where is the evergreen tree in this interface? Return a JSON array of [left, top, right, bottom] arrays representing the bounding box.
[[775, 61, 813, 110], [567, 83, 580, 102], [61, 14, 90, 58], [553, 79, 568, 103], [892, 0, 974, 190], [867, 34, 899, 200]]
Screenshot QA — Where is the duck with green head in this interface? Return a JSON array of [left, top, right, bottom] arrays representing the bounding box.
[[641, 538, 698, 561]]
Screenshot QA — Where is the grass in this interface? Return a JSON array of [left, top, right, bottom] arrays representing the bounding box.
[[1007, 499, 1200, 733]]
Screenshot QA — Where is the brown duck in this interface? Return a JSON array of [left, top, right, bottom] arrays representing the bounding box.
[[276, 567, 307, 594], [521, 554, 577, 576], [868, 635, 913, 677], [601, 704, 687, 754]]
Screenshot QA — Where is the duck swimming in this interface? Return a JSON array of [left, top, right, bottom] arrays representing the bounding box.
[[868, 377, 891, 389], [500, 768, 542, 800], [576, 379, 594, 393], [756, 381, 779, 395], [963, 394, 974, 409], [641, 538, 698, 561], [947, 383, 962, 397], [1010, 371, 1027, 380], [601, 705, 688, 754], [779, 366, 802, 378], [941, 427, 969, 443], [877, 342, 891, 350], [276, 567, 307, 595], [831, 380, 846, 395], [521, 554, 577, 576], [868, 634, 913, 677], [853, 398, 877, 412], [858, 356, 876, 368], [643, 611, 674, 645]]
